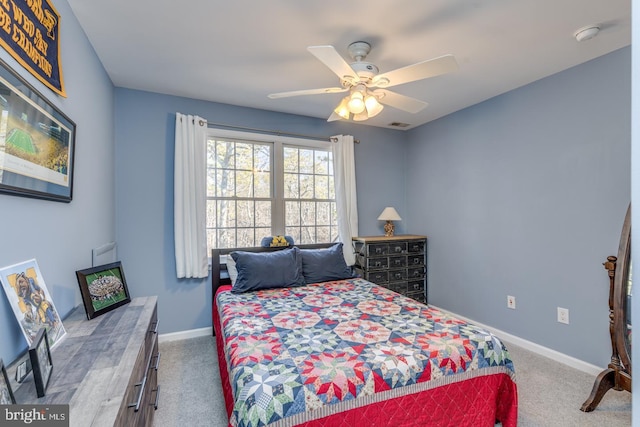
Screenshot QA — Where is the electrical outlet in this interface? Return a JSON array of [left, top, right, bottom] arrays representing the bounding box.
[[557, 307, 569, 324], [507, 295, 516, 309]]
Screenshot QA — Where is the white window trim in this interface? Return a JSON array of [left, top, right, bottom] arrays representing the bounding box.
[[206, 127, 333, 245]]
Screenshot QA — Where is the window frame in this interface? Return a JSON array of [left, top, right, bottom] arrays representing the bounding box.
[[206, 128, 335, 251]]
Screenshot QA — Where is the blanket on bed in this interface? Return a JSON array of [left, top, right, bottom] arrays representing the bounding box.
[[216, 278, 517, 427]]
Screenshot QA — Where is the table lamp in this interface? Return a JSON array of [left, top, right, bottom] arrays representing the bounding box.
[[377, 207, 401, 236]]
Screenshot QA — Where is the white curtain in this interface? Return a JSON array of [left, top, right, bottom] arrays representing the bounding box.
[[332, 134, 359, 265], [174, 113, 208, 278]]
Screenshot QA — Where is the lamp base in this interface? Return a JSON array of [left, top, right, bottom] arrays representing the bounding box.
[[384, 221, 395, 237]]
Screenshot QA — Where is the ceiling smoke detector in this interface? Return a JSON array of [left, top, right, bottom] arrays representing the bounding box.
[[574, 26, 600, 42]]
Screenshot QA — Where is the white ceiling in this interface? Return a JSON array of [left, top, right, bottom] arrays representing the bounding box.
[[67, 0, 630, 131]]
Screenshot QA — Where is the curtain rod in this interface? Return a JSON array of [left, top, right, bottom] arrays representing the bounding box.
[[200, 120, 359, 144]]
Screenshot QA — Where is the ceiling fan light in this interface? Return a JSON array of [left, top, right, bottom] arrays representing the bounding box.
[[364, 95, 384, 118], [353, 111, 369, 121], [347, 91, 365, 114], [334, 96, 351, 120]]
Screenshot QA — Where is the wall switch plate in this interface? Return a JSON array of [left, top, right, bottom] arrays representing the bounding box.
[[557, 307, 569, 324], [507, 295, 516, 309]]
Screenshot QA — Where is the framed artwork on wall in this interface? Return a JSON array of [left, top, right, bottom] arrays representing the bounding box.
[[76, 261, 131, 320], [0, 259, 66, 349], [0, 58, 76, 202], [29, 327, 53, 398]]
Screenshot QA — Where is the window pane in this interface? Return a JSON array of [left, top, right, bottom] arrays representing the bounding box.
[[215, 140, 234, 169], [316, 175, 329, 199], [299, 174, 314, 199], [284, 146, 298, 172], [284, 172, 299, 198], [300, 227, 315, 244], [216, 170, 234, 197], [316, 226, 331, 243], [236, 170, 254, 197], [236, 143, 253, 170], [237, 228, 254, 248], [217, 200, 235, 228], [255, 171, 270, 198], [206, 200, 216, 227], [256, 201, 271, 227], [218, 229, 235, 248], [285, 226, 301, 244], [299, 149, 314, 174], [317, 202, 330, 225], [315, 151, 329, 175], [255, 145, 271, 171], [237, 201, 253, 227], [286, 201, 300, 226]]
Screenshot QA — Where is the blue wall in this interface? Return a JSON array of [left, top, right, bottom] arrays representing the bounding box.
[[406, 47, 630, 367], [0, 0, 632, 373], [113, 89, 408, 335], [0, 0, 115, 362]]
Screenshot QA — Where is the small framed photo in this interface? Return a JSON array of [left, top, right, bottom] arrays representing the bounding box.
[[75, 261, 131, 320], [0, 358, 16, 404], [29, 328, 52, 398]]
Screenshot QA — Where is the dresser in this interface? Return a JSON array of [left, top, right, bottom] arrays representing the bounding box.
[[352, 235, 427, 303], [11, 296, 160, 427]]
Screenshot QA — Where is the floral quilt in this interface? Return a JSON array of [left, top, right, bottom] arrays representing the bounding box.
[[215, 278, 517, 427]]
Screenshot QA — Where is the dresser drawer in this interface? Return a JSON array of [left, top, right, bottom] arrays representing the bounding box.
[[407, 255, 424, 266], [388, 242, 407, 254], [389, 256, 407, 268], [407, 266, 425, 279], [358, 255, 389, 269], [357, 268, 389, 284], [407, 241, 425, 253], [365, 243, 389, 256], [388, 269, 407, 282], [407, 280, 425, 294]]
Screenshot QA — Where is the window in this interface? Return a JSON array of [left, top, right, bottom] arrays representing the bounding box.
[[206, 129, 338, 251]]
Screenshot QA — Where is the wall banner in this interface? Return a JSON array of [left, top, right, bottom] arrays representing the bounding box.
[[0, 0, 65, 97]]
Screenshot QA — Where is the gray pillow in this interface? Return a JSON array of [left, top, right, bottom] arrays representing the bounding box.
[[300, 243, 355, 284], [230, 247, 305, 293]]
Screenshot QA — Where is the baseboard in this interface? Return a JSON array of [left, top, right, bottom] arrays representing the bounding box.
[[158, 326, 213, 343], [429, 305, 603, 377], [158, 309, 603, 377]]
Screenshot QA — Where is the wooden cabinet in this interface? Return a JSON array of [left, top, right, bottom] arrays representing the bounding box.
[[11, 296, 159, 427], [353, 235, 427, 303]]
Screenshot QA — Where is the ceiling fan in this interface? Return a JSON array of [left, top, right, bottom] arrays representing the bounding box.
[[268, 41, 458, 122]]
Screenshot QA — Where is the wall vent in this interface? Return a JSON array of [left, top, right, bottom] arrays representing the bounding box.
[[388, 122, 411, 128]]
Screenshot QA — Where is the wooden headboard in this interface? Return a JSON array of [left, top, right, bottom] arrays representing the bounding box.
[[211, 243, 336, 297]]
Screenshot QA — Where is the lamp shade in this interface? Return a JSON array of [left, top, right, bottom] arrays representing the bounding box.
[[377, 207, 401, 221]]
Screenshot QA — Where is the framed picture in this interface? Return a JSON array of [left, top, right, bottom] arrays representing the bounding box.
[[76, 261, 131, 320], [0, 259, 66, 349], [0, 58, 76, 202], [29, 328, 52, 398], [0, 358, 16, 404]]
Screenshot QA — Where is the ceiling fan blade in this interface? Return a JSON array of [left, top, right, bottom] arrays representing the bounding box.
[[372, 54, 458, 88], [327, 111, 343, 122], [307, 45, 358, 84], [268, 87, 347, 99], [374, 89, 428, 113]]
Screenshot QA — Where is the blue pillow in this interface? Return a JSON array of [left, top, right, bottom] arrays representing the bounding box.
[[300, 243, 355, 284], [230, 247, 305, 293]]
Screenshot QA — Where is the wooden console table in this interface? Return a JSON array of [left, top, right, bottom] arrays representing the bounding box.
[[10, 296, 160, 426]]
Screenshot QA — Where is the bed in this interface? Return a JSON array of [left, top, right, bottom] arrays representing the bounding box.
[[212, 243, 518, 427]]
